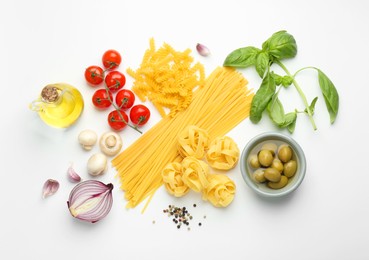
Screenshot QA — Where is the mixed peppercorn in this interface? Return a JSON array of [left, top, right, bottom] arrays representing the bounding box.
[[161, 204, 205, 230]]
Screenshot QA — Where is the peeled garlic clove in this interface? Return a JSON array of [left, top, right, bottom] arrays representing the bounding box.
[[67, 180, 113, 223], [196, 43, 210, 56], [42, 179, 60, 198], [67, 165, 81, 183]]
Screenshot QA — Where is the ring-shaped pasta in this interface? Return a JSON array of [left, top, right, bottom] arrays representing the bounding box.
[[181, 157, 209, 192], [202, 174, 236, 207], [161, 162, 189, 197], [177, 125, 209, 159], [206, 136, 240, 170]]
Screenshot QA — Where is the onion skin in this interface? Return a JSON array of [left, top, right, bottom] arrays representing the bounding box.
[[67, 180, 113, 223]]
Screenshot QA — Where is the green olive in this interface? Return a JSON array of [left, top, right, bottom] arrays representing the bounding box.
[[278, 145, 293, 163], [249, 154, 260, 169], [253, 169, 266, 183], [261, 143, 277, 156], [264, 167, 281, 183], [267, 176, 288, 189], [283, 160, 297, 178], [271, 158, 284, 173], [258, 150, 273, 167]]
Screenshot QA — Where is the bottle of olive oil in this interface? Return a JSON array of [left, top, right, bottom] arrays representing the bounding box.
[[29, 83, 84, 128]]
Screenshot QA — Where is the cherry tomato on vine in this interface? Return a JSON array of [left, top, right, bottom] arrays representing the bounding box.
[[130, 105, 150, 126], [102, 50, 121, 70], [105, 71, 126, 93], [92, 89, 113, 109], [116, 89, 135, 110], [108, 110, 129, 131], [85, 65, 104, 86]]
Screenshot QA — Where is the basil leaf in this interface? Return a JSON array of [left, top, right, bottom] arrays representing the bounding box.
[[255, 51, 269, 78], [281, 75, 293, 87], [304, 97, 318, 115], [262, 30, 297, 60], [286, 113, 297, 133], [250, 72, 276, 123], [281, 111, 297, 129], [317, 70, 339, 123], [223, 46, 260, 68], [272, 73, 283, 86], [267, 95, 285, 125]]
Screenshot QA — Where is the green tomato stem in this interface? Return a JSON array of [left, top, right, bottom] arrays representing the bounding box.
[[275, 60, 317, 130]]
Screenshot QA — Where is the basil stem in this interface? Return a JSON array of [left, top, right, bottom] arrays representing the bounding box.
[[274, 60, 317, 130]]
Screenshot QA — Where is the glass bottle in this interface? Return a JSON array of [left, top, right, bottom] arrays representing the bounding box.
[[29, 83, 84, 128]]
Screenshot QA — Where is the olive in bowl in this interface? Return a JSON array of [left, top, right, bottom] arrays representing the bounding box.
[[240, 132, 306, 198]]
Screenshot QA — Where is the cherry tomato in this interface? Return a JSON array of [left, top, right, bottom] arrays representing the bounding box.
[[105, 71, 126, 93], [108, 110, 129, 131], [92, 89, 113, 109], [130, 104, 150, 126], [85, 65, 104, 86], [116, 89, 135, 110], [102, 50, 121, 70]]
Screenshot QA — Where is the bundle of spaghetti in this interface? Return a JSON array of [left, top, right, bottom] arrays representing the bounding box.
[[112, 67, 253, 211]]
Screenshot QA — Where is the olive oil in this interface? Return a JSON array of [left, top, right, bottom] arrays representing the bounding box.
[[30, 83, 84, 128]]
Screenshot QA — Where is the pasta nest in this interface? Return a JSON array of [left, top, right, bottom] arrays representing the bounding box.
[[181, 157, 209, 192], [202, 174, 236, 207], [161, 162, 189, 197], [206, 136, 240, 170], [178, 125, 209, 159]]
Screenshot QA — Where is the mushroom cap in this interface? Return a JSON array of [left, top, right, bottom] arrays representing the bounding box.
[[78, 129, 98, 150], [87, 153, 108, 176], [99, 132, 123, 156]]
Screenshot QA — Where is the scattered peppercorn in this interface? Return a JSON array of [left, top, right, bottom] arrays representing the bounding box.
[[198, 222, 202, 226]]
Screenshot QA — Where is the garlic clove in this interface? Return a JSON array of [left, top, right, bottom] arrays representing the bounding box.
[[196, 43, 211, 57], [67, 165, 81, 183], [42, 179, 60, 198]]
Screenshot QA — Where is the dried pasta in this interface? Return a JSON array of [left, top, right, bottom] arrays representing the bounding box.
[[181, 157, 209, 193], [206, 136, 240, 170], [177, 125, 209, 159], [127, 38, 205, 117], [161, 162, 189, 197], [112, 67, 253, 211], [202, 174, 236, 207]]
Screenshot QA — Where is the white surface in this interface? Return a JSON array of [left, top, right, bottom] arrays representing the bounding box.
[[1, 0, 369, 259]]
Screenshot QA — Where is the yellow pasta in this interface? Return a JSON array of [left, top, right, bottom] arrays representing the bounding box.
[[181, 157, 209, 193], [112, 67, 253, 211], [127, 39, 205, 117], [161, 162, 189, 197], [206, 136, 240, 170], [177, 125, 209, 159], [202, 174, 236, 207]]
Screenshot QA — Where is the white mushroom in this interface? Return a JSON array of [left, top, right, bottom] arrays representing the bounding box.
[[99, 132, 123, 156], [78, 130, 97, 151], [87, 153, 108, 176]]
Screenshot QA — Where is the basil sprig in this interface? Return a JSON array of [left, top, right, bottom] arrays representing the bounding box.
[[223, 30, 339, 132]]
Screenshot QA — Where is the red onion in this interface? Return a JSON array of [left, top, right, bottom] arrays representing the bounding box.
[[67, 180, 113, 223]]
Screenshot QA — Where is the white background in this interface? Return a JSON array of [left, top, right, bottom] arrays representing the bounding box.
[[1, 0, 368, 259]]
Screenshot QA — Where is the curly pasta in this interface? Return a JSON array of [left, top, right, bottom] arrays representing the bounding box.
[[177, 125, 209, 159], [161, 162, 189, 197], [202, 174, 236, 207], [181, 157, 209, 192], [206, 136, 240, 170], [127, 39, 205, 117]]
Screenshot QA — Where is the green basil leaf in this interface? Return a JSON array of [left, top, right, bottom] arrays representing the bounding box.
[[304, 97, 318, 115], [255, 51, 269, 78], [262, 30, 297, 60], [223, 46, 260, 68], [272, 73, 283, 86], [281, 75, 293, 87], [267, 95, 285, 125], [281, 112, 297, 127], [287, 113, 297, 133], [317, 70, 339, 123], [250, 73, 276, 123]]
